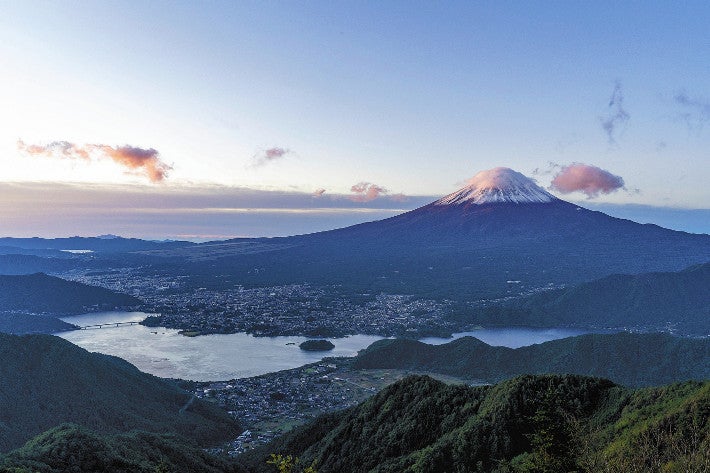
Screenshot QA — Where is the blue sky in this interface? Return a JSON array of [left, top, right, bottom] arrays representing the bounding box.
[[0, 1, 708, 238]]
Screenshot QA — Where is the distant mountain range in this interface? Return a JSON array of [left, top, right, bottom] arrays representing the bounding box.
[[240, 374, 710, 472], [0, 236, 193, 253], [353, 332, 710, 387], [0, 333, 241, 453], [471, 262, 710, 333]]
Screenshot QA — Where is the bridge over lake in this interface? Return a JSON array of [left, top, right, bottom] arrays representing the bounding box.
[[78, 321, 140, 330]]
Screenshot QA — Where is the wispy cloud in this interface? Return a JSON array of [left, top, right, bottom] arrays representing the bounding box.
[[17, 140, 171, 182], [312, 188, 326, 197], [674, 90, 710, 130], [549, 163, 625, 198], [600, 81, 630, 144], [252, 147, 291, 167]]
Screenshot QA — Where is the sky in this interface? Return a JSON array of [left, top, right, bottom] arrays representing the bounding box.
[[1, 1, 708, 239]]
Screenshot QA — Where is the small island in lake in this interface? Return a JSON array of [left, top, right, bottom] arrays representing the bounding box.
[[299, 339, 335, 351]]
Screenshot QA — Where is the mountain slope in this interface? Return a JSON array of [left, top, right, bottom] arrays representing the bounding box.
[[473, 262, 710, 333], [0, 273, 141, 315], [155, 168, 710, 303], [0, 333, 241, 452], [240, 375, 710, 473], [352, 333, 710, 387]]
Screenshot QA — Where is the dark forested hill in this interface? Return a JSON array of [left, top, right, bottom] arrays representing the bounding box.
[[0, 424, 244, 473], [352, 333, 710, 387], [241, 374, 710, 473], [0, 333, 241, 452], [0, 273, 141, 315], [472, 262, 710, 334], [0, 313, 76, 335]]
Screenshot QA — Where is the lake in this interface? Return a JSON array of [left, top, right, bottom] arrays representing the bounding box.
[[58, 311, 592, 381]]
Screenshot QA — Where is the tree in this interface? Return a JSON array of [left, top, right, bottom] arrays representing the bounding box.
[[267, 453, 317, 473]]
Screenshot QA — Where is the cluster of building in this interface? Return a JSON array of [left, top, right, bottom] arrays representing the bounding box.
[[194, 359, 378, 455], [68, 268, 459, 337], [144, 287, 459, 337]]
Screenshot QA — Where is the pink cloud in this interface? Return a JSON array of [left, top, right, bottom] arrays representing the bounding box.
[[89, 145, 170, 182], [550, 163, 625, 198], [17, 140, 171, 182], [349, 182, 388, 202], [312, 188, 326, 197], [253, 147, 291, 166]]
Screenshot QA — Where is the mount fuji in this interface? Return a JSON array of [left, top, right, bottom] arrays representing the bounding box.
[[167, 168, 710, 300]]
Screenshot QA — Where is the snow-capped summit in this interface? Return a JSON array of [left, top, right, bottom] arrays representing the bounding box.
[[434, 167, 557, 205]]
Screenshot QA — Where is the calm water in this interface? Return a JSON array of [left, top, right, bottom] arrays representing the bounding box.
[[58, 312, 591, 381]]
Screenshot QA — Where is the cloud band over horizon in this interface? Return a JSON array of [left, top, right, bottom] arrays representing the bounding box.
[[0, 181, 706, 240]]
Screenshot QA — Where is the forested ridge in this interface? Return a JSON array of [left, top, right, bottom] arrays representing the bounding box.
[[470, 262, 710, 334], [1, 373, 707, 472], [0, 273, 141, 315], [353, 332, 710, 387], [0, 333, 241, 453], [241, 374, 710, 472]]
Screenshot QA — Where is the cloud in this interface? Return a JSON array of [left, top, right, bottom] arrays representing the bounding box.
[[312, 188, 326, 197], [674, 90, 710, 130], [17, 140, 171, 182], [349, 182, 388, 202], [600, 81, 630, 144], [90, 145, 170, 182], [549, 163, 625, 198], [17, 140, 90, 159], [389, 193, 408, 202], [252, 147, 291, 167]]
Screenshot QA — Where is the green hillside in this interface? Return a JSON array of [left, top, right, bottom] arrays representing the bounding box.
[[0, 333, 241, 452], [0, 424, 244, 473], [0, 273, 141, 315], [474, 262, 710, 334], [240, 374, 710, 472], [352, 333, 710, 387]]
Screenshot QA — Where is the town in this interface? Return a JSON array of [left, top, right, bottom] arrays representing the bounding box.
[[65, 267, 465, 338], [189, 358, 472, 456]]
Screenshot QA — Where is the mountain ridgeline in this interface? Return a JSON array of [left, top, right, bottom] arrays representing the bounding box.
[[0, 333, 241, 453], [470, 262, 710, 333], [240, 374, 710, 472], [353, 333, 710, 387]]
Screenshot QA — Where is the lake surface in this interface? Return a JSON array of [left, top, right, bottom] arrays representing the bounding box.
[[58, 312, 592, 381]]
